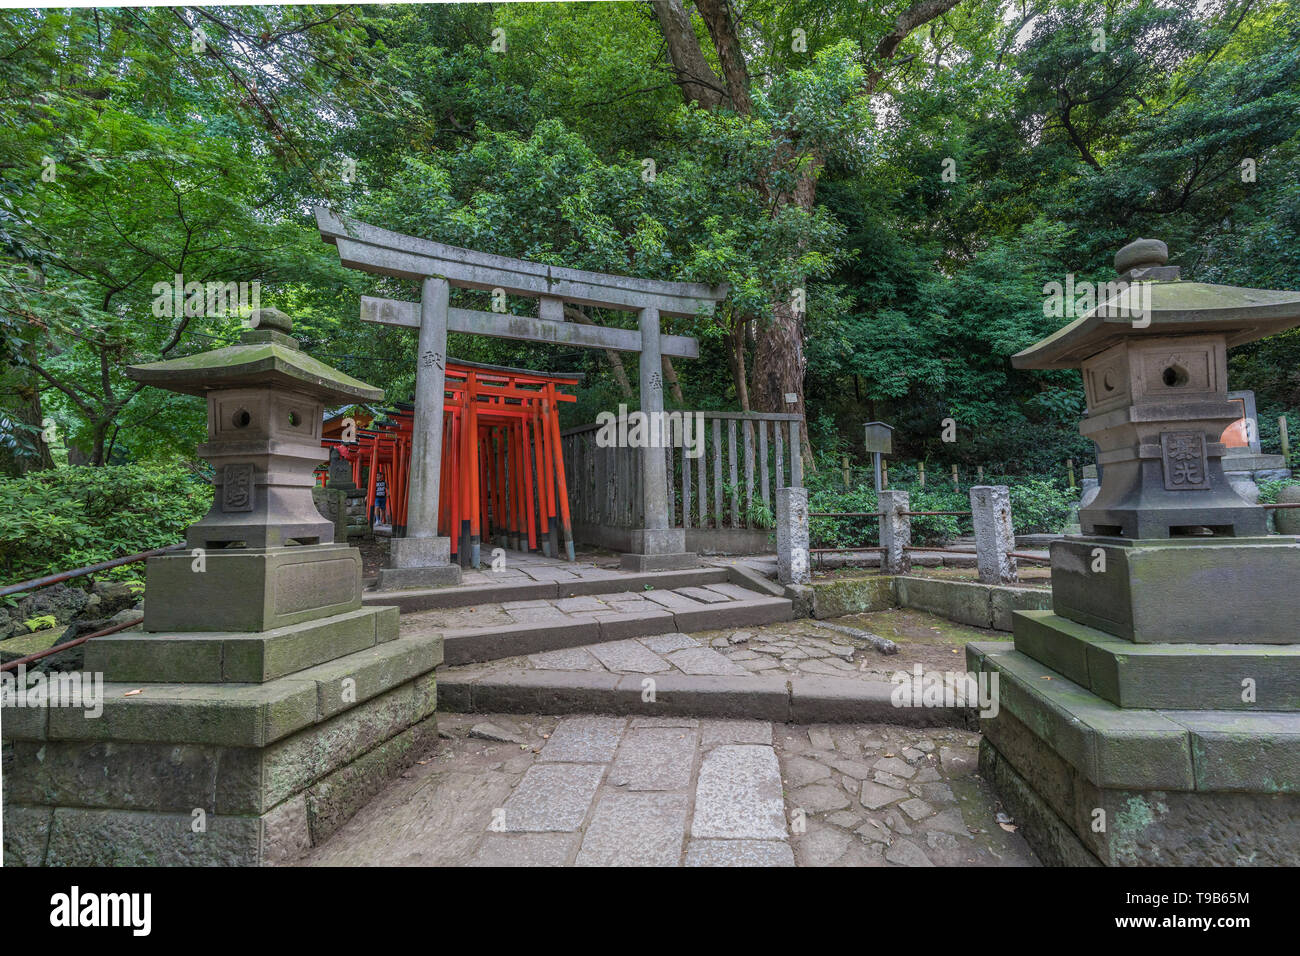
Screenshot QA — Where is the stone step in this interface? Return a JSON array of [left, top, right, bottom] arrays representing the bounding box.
[[363, 566, 735, 613], [1013, 609, 1300, 711], [85, 606, 401, 684], [438, 590, 794, 665], [437, 667, 971, 725]]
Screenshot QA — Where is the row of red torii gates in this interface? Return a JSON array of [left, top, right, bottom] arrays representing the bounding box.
[[324, 361, 580, 565], [313, 207, 731, 588]]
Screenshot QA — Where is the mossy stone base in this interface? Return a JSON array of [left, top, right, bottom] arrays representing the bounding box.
[[810, 575, 896, 618], [1013, 610, 1300, 711], [86, 605, 400, 684], [892, 576, 1051, 631], [968, 641, 1300, 865], [1050, 536, 1300, 643], [2, 714, 438, 866], [3, 632, 442, 866], [142, 545, 363, 633]]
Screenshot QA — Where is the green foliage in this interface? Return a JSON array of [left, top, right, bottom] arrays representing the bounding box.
[[0, 7, 381, 466], [0, 463, 210, 585], [4, 0, 1299, 484], [809, 0, 1300, 471], [22, 614, 56, 632], [1258, 477, 1300, 504], [806, 469, 1077, 550]]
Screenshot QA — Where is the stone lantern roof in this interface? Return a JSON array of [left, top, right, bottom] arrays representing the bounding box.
[[126, 308, 382, 403], [1012, 239, 1300, 370]]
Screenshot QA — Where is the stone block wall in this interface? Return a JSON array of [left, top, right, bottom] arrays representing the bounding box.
[[3, 631, 442, 866]]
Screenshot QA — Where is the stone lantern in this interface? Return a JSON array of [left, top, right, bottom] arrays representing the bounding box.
[[0, 308, 443, 867], [1011, 238, 1300, 642], [123, 308, 382, 633], [965, 239, 1300, 866], [1014, 239, 1300, 539]]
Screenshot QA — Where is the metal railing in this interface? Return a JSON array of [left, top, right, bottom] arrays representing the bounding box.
[[0, 544, 180, 672], [808, 510, 883, 556], [1, 543, 183, 599]]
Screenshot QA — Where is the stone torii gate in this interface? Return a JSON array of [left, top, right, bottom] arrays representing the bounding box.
[[315, 208, 729, 587]]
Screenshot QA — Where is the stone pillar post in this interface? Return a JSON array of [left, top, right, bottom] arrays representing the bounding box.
[[383, 276, 459, 587], [406, 276, 449, 540], [776, 485, 810, 585], [621, 305, 693, 571], [879, 490, 911, 574], [639, 305, 669, 532], [970, 485, 1018, 584]]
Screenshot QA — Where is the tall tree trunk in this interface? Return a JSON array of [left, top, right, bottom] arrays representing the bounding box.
[[566, 306, 633, 398], [752, 161, 821, 468], [692, 0, 752, 113], [661, 355, 685, 405], [650, 0, 725, 108], [728, 316, 751, 412], [651, 0, 964, 475], [91, 423, 108, 467]]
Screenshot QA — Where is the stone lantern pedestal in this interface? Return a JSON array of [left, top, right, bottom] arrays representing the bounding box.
[[967, 240, 1300, 865], [2, 310, 443, 866]]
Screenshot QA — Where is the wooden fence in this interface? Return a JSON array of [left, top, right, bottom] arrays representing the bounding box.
[[561, 411, 804, 551]]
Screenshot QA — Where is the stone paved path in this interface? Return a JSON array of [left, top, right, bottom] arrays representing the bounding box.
[[439, 608, 1005, 684], [401, 582, 781, 634], [297, 713, 1037, 867]]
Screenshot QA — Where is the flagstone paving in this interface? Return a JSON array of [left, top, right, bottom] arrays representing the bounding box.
[[397, 583, 788, 638], [437, 609, 1004, 684], [296, 713, 1037, 867]]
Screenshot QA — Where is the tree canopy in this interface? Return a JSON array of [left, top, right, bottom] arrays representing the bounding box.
[[2, 0, 1298, 475]]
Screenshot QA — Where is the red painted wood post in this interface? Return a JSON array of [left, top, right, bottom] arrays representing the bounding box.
[[545, 383, 575, 561]]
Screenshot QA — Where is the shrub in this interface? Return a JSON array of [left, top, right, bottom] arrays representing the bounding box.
[[1258, 477, 1300, 504], [0, 463, 212, 587]]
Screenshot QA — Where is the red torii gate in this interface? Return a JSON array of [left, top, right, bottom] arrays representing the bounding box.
[[326, 360, 578, 565]]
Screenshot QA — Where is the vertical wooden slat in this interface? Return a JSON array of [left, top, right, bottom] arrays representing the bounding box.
[[583, 434, 592, 524], [758, 419, 770, 511], [585, 437, 595, 528], [572, 437, 582, 528], [712, 417, 723, 529], [576, 435, 585, 526], [785, 421, 795, 489], [627, 447, 635, 528], [697, 425, 708, 529], [775, 420, 785, 491], [593, 440, 602, 528], [623, 446, 633, 528], [665, 422, 675, 527], [682, 425, 693, 528], [605, 443, 615, 527], [743, 419, 755, 527], [590, 434, 598, 526], [634, 446, 643, 527], [728, 419, 739, 529], [615, 445, 623, 528]]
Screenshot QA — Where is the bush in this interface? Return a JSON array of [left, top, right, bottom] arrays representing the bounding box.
[[0, 463, 212, 587], [1258, 477, 1300, 504]]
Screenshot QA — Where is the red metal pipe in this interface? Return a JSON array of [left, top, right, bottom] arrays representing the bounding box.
[[0, 616, 144, 672]]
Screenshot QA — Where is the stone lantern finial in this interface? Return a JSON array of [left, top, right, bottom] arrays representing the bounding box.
[[249, 307, 293, 335], [1114, 237, 1179, 281]]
